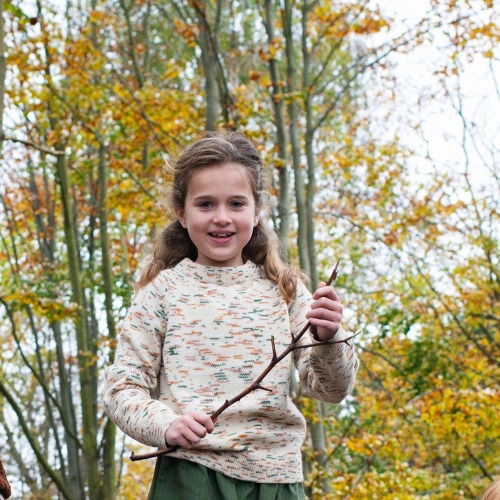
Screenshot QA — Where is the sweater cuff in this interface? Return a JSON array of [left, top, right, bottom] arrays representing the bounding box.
[[307, 325, 353, 358], [149, 412, 180, 449]]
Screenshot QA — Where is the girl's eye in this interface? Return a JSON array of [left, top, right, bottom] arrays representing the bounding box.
[[231, 200, 244, 208], [198, 201, 213, 208]]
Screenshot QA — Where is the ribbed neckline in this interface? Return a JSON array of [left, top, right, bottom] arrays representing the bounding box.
[[177, 258, 263, 286]]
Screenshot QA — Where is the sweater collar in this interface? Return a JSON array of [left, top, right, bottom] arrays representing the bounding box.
[[178, 258, 263, 286]]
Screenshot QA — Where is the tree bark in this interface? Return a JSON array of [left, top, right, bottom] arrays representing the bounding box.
[[55, 153, 100, 499], [283, 0, 310, 276], [263, 0, 291, 260], [97, 144, 118, 500], [302, 0, 318, 289]]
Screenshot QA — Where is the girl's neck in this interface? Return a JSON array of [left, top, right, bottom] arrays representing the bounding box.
[[178, 258, 262, 286]]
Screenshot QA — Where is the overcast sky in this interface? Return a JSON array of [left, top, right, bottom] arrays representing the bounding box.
[[375, 0, 499, 189]]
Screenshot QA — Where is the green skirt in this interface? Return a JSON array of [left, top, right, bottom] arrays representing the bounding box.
[[147, 455, 306, 500]]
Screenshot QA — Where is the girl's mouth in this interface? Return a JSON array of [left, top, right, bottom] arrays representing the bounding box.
[[209, 232, 234, 240]]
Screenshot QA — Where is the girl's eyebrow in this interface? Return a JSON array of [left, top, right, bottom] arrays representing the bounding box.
[[192, 194, 250, 201]]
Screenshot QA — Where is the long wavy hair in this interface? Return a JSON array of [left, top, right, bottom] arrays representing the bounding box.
[[138, 131, 302, 302]]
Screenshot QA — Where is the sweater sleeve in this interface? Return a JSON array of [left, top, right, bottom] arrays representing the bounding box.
[[290, 281, 359, 404], [102, 277, 179, 449]]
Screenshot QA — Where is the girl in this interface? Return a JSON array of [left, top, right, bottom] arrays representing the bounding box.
[[103, 131, 359, 499]]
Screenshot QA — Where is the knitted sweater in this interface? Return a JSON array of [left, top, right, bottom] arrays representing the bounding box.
[[103, 258, 358, 483]]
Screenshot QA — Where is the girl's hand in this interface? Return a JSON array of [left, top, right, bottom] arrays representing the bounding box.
[[305, 282, 343, 341], [165, 411, 214, 449]]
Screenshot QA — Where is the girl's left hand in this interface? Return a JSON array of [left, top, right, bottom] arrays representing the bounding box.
[[305, 282, 343, 341]]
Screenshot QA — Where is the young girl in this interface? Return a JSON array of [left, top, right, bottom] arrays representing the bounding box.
[[103, 131, 359, 499]]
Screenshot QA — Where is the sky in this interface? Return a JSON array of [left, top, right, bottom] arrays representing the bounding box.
[[374, 0, 500, 190]]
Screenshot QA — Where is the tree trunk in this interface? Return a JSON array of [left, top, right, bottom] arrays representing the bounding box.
[[55, 153, 100, 499], [97, 144, 118, 499], [302, 0, 318, 289], [283, 0, 310, 276], [263, 0, 290, 260], [196, 0, 221, 130]]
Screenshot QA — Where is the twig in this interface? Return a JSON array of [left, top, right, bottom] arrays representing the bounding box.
[[131, 259, 359, 461], [0, 134, 65, 156]]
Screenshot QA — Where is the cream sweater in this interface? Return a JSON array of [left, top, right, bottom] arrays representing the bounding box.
[[103, 258, 358, 483]]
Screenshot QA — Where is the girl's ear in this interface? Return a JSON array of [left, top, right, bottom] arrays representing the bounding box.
[[176, 208, 187, 228], [254, 215, 259, 227]]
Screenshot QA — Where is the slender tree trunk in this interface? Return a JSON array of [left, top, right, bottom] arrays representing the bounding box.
[[302, 0, 318, 289], [200, 36, 220, 129], [119, 0, 150, 171], [97, 144, 118, 499], [55, 153, 100, 499], [52, 321, 84, 497], [304, 126, 318, 288], [310, 401, 332, 494], [301, 1, 330, 495], [263, 0, 290, 260], [283, 0, 310, 276], [196, 1, 220, 130]]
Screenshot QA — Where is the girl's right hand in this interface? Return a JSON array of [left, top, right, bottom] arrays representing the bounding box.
[[165, 411, 215, 449]]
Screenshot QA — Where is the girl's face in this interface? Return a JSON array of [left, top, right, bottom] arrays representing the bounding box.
[[176, 162, 259, 267]]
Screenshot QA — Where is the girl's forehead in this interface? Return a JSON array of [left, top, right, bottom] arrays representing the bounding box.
[[187, 162, 254, 191]]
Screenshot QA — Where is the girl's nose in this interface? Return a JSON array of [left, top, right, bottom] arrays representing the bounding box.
[[213, 208, 232, 224]]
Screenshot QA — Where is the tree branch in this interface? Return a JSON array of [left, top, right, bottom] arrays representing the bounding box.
[[0, 133, 65, 156]]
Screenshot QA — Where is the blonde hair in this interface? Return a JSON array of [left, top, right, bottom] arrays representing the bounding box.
[[138, 131, 302, 302], [479, 480, 500, 500]]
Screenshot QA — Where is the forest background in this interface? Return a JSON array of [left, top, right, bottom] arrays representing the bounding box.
[[0, 0, 499, 498]]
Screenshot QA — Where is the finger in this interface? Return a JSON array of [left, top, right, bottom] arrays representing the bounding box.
[[187, 420, 210, 439], [309, 304, 341, 319], [306, 301, 343, 330], [175, 435, 194, 449], [183, 427, 205, 444], [309, 316, 341, 331], [165, 428, 193, 448], [308, 297, 343, 315], [191, 412, 215, 433], [168, 426, 203, 448], [312, 285, 340, 301], [307, 312, 342, 329]]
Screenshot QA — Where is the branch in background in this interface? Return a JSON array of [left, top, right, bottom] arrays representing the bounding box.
[[131, 260, 361, 461], [0, 134, 65, 156]]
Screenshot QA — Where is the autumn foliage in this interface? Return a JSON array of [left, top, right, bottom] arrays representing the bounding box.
[[0, 0, 499, 498]]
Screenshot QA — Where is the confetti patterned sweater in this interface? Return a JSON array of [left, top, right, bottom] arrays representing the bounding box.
[[103, 258, 359, 483]]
